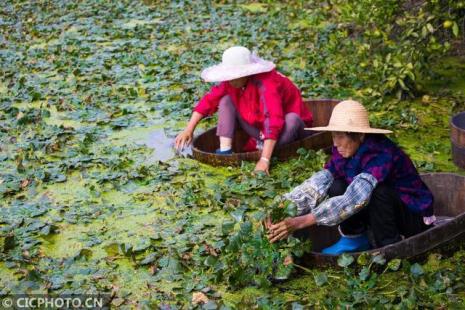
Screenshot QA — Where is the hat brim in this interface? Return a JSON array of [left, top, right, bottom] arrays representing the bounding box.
[[305, 125, 392, 134], [201, 60, 275, 82]]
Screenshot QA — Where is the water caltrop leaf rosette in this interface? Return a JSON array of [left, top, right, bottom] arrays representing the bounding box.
[[216, 198, 311, 289]]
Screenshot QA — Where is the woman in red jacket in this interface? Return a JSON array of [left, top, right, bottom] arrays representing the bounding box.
[[175, 46, 312, 174]]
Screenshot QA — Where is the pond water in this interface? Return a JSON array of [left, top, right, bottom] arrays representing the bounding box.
[[108, 125, 179, 162]]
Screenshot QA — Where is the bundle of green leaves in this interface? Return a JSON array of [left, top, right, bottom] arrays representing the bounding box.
[[216, 199, 311, 289]]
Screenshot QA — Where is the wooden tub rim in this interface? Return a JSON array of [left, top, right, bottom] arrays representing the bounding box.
[[451, 111, 465, 131], [192, 98, 340, 159], [307, 172, 465, 259]]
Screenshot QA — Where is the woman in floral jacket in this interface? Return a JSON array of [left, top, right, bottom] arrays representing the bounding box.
[[267, 100, 435, 254]]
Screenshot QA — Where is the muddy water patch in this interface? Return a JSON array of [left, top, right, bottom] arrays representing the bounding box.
[[108, 125, 180, 162]]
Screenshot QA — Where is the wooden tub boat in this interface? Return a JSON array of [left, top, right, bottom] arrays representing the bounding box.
[[192, 99, 340, 166], [451, 111, 465, 170], [301, 173, 465, 267]]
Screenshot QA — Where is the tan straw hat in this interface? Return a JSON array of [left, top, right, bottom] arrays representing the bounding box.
[[201, 46, 275, 82], [306, 100, 392, 134]]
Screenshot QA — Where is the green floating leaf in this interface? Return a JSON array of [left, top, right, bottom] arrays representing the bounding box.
[[387, 258, 402, 271], [291, 302, 305, 310], [296, 147, 307, 156], [139, 253, 157, 265], [251, 210, 266, 222], [39, 224, 57, 236], [372, 254, 386, 266], [133, 237, 151, 252], [337, 253, 354, 268], [239, 221, 252, 235], [359, 266, 370, 281], [204, 255, 217, 267], [410, 263, 424, 277], [273, 263, 293, 281], [314, 272, 328, 286], [202, 300, 218, 310], [230, 209, 244, 222], [221, 221, 235, 236], [118, 242, 133, 256], [158, 255, 183, 275], [240, 3, 267, 13], [357, 252, 370, 266]]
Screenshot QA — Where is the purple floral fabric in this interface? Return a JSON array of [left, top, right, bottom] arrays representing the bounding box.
[[324, 134, 434, 216]]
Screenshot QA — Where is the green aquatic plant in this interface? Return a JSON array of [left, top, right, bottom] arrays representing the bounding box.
[[216, 199, 310, 289]]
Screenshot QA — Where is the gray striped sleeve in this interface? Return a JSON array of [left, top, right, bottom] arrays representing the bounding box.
[[284, 169, 334, 216], [313, 172, 378, 226]]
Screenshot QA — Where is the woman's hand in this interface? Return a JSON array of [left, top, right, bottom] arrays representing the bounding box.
[[254, 158, 270, 175], [266, 214, 317, 243], [254, 139, 276, 175], [175, 129, 193, 151], [264, 216, 272, 230], [175, 111, 203, 151], [267, 218, 296, 243]]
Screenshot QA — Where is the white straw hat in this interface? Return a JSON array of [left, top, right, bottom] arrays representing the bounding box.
[[201, 46, 276, 82], [306, 100, 392, 134]]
